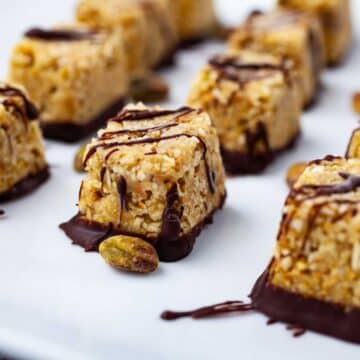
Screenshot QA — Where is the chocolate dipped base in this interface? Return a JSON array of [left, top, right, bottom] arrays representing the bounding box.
[[60, 193, 226, 262], [0, 166, 50, 203], [250, 266, 360, 344], [41, 97, 126, 143], [221, 131, 300, 175]]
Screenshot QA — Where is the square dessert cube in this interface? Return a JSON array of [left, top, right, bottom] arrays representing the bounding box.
[[61, 104, 226, 262], [76, 0, 178, 73], [187, 51, 302, 174], [278, 0, 352, 65], [0, 84, 48, 201], [229, 9, 326, 108], [251, 156, 360, 343], [346, 128, 360, 159], [8, 25, 128, 142], [161, 0, 218, 45]]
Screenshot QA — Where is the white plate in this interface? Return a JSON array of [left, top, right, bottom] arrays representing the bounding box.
[[1, 1, 360, 359]]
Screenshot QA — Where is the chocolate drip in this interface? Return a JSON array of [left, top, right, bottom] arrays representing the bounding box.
[[0, 209, 5, 216], [159, 185, 181, 243], [111, 107, 194, 123], [209, 56, 285, 85], [117, 176, 127, 223], [100, 123, 178, 140], [84, 133, 215, 194], [245, 122, 271, 160], [286, 324, 306, 337], [0, 86, 38, 120], [25, 28, 97, 41], [99, 167, 106, 192], [161, 301, 253, 321]]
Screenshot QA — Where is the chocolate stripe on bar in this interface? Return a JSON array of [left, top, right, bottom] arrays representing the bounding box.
[[25, 28, 97, 41], [0, 85, 38, 120], [209, 56, 287, 84], [291, 172, 360, 200], [110, 107, 194, 123], [117, 176, 127, 223], [100, 123, 179, 140], [84, 133, 216, 194]]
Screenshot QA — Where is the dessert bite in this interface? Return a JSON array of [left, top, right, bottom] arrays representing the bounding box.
[[60, 104, 226, 262], [229, 9, 326, 108], [251, 156, 360, 343], [8, 25, 128, 142], [187, 52, 301, 174], [76, 0, 178, 74], [278, 0, 352, 66], [162, 0, 218, 46], [0, 84, 48, 201]]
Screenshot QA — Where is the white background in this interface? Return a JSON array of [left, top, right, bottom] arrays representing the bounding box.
[[1, 1, 360, 359]]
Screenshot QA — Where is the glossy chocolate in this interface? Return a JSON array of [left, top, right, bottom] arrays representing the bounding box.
[[161, 301, 253, 321], [60, 193, 226, 262], [250, 265, 360, 344]]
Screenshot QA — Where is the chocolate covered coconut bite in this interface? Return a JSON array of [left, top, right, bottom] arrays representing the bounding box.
[[0, 84, 48, 202], [76, 0, 178, 74], [278, 0, 352, 66], [229, 9, 326, 108], [61, 104, 226, 262], [251, 156, 360, 343], [8, 25, 128, 142], [188, 52, 302, 174]]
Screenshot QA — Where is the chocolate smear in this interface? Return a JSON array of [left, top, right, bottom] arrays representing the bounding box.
[[161, 301, 253, 321]]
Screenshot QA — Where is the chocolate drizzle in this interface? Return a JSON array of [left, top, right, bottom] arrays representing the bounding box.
[[110, 107, 194, 123], [0, 85, 39, 120], [161, 301, 253, 321], [25, 28, 97, 42], [84, 133, 215, 194], [100, 123, 178, 140], [117, 176, 127, 222], [159, 185, 181, 243], [209, 56, 286, 85], [245, 122, 271, 160], [292, 172, 360, 200]]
